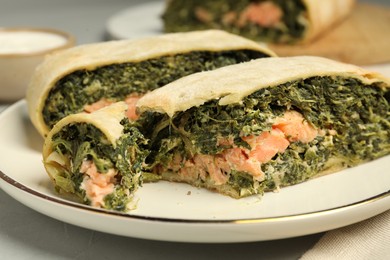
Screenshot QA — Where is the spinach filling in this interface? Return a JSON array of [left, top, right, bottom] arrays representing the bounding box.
[[140, 76, 390, 195], [163, 0, 307, 43], [42, 50, 268, 130], [49, 119, 148, 211]]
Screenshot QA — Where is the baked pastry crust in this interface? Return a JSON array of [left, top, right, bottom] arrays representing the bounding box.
[[137, 56, 389, 117], [303, 0, 356, 42]]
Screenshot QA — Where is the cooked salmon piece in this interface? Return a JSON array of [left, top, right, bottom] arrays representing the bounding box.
[[79, 160, 117, 207], [273, 110, 318, 143], [83, 98, 113, 113], [124, 94, 142, 120], [83, 94, 142, 121], [194, 154, 229, 185], [195, 7, 213, 23], [223, 147, 264, 181], [243, 128, 290, 163], [239, 1, 283, 28]]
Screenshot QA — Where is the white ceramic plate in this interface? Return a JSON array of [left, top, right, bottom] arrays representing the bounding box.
[[106, 1, 164, 40], [0, 100, 390, 243]]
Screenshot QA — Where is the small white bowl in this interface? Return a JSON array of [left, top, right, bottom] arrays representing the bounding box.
[[0, 27, 75, 101]]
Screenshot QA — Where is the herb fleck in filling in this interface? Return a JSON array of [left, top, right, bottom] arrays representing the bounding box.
[[140, 76, 390, 196], [43, 50, 268, 130], [163, 0, 307, 43]]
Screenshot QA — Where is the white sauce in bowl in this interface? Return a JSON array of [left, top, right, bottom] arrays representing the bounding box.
[[0, 31, 67, 54]]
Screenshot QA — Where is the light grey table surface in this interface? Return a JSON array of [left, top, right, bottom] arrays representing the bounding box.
[[0, 0, 388, 259]]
